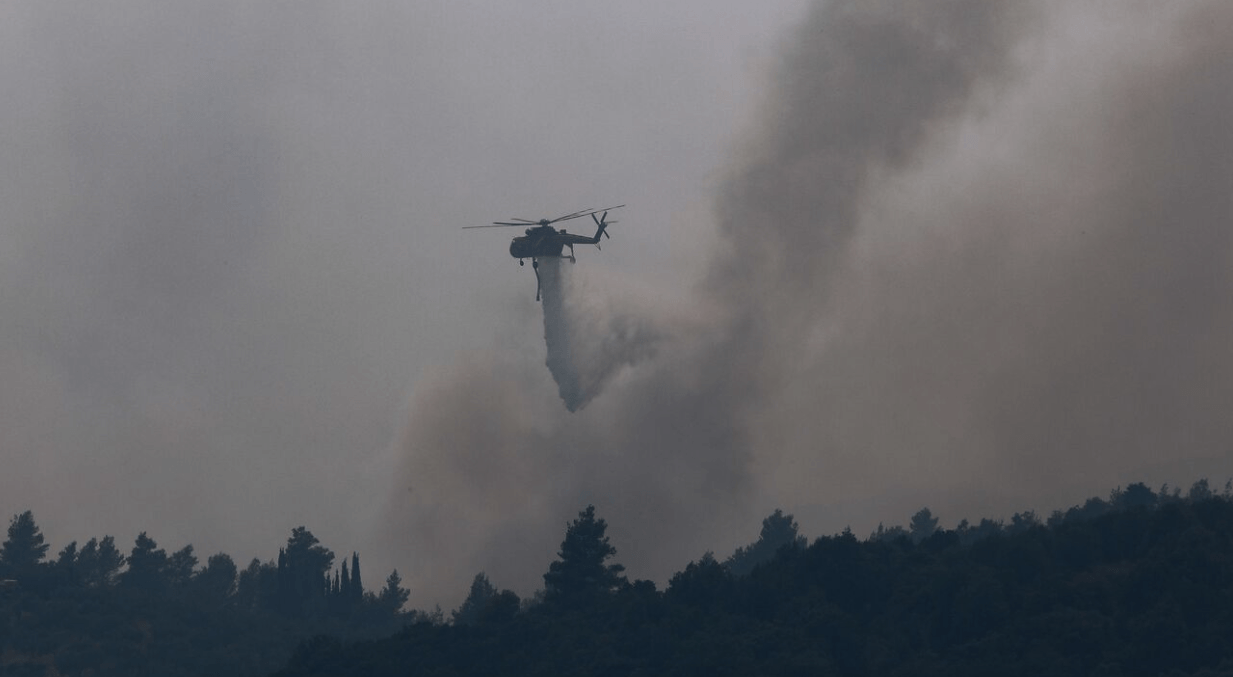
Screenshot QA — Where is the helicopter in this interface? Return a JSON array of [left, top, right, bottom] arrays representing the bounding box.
[[463, 204, 623, 301]]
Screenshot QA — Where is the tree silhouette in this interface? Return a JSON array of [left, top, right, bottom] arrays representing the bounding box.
[[195, 552, 238, 601], [77, 536, 124, 587], [909, 507, 940, 543], [870, 522, 910, 543], [236, 557, 277, 611], [121, 532, 168, 590], [54, 541, 79, 586], [543, 505, 626, 607], [1111, 482, 1157, 510], [1188, 478, 1213, 502], [165, 544, 198, 587], [725, 509, 807, 576], [279, 527, 334, 614], [668, 552, 732, 607], [377, 569, 410, 613], [1, 510, 49, 578], [480, 590, 521, 625], [453, 572, 497, 626], [350, 552, 363, 601]]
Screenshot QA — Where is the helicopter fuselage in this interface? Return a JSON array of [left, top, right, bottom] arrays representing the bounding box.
[[463, 205, 620, 301], [508, 224, 597, 261]]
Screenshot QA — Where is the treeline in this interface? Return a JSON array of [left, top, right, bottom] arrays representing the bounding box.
[[277, 480, 1233, 677], [5, 479, 1233, 676], [0, 518, 417, 677]]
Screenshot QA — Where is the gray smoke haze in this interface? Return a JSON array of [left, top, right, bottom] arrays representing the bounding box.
[[0, 0, 800, 608], [2, 0, 1230, 614], [389, 0, 1233, 607]]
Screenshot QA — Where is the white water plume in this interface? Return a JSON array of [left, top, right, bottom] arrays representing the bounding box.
[[539, 257, 664, 412]]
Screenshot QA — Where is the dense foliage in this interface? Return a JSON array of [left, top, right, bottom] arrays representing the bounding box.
[[276, 483, 1233, 677], [6, 482, 1233, 676], [0, 520, 415, 677]]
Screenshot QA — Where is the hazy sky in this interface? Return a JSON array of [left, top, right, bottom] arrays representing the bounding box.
[[3, 0, 1231, 610]]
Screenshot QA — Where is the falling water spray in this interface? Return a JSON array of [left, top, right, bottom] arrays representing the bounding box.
[[538, 257, 665, 412], [539, 257, 585, 411]]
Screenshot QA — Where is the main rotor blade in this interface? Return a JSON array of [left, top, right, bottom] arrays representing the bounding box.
[[548, 208, 596, 224], [462, 205, 623, 229], [552, 204, 626, 224]]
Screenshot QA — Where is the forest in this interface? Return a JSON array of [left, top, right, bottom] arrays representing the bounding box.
[[4, 480, 1233, 676], [0, 518, 416, 676]]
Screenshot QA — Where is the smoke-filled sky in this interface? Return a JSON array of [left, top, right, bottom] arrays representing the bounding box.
[[3, 0, 1231, 610]]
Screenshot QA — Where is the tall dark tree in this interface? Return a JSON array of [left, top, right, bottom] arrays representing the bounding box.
[[121, 532, 168, 590], [452, 572, 497, 626], [377, 569, 409, 614], [278, 527, 334, 615], [909, 507, 940, 543], [543, 505, 626, 606], [870, 522, 910, 543], [194, 552, 238, 601], [1008, 510, 1041, 534], [1, 510, 49, 578], [77, 536, 124, 587], [165, 544, 198, 587], [1188, 478, 1214, 502], [725, 509, 807, 576], [668, 552, 733, 607], [350, 552, 363, 601], [54, 541, 79, 586], [1111, 482, 1158, 510], [236, 557, 277, 611]]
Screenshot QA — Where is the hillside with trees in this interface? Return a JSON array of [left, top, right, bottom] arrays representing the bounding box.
[[5, 480, 1233, 676], [276, 481, 1233, 677], [0, 518, 416, 677]]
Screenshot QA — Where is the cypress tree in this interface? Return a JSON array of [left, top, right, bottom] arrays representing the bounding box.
[[351, 552, 363, 600]]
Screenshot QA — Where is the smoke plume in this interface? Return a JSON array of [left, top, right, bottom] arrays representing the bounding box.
[[388, 0, 1233, 609]]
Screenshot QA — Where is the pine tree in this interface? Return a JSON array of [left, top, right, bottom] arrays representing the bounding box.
[[77, 536, 124, 587], [724, 509, 806, 576], [1, 511, 49, 577], [121, 532, 168, 590], [543, 505, 626, 607], [195, 553, 238, 600], [452, 573, 497, 626], [909, 507, 940, 543], [279, 527, 334, 614], [55, 541, 79, 586], [378, 569, 409, 613], [164, 545, 198, 587]]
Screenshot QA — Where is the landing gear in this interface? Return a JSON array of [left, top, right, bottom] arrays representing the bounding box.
[[519, 259, 524, 266]]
